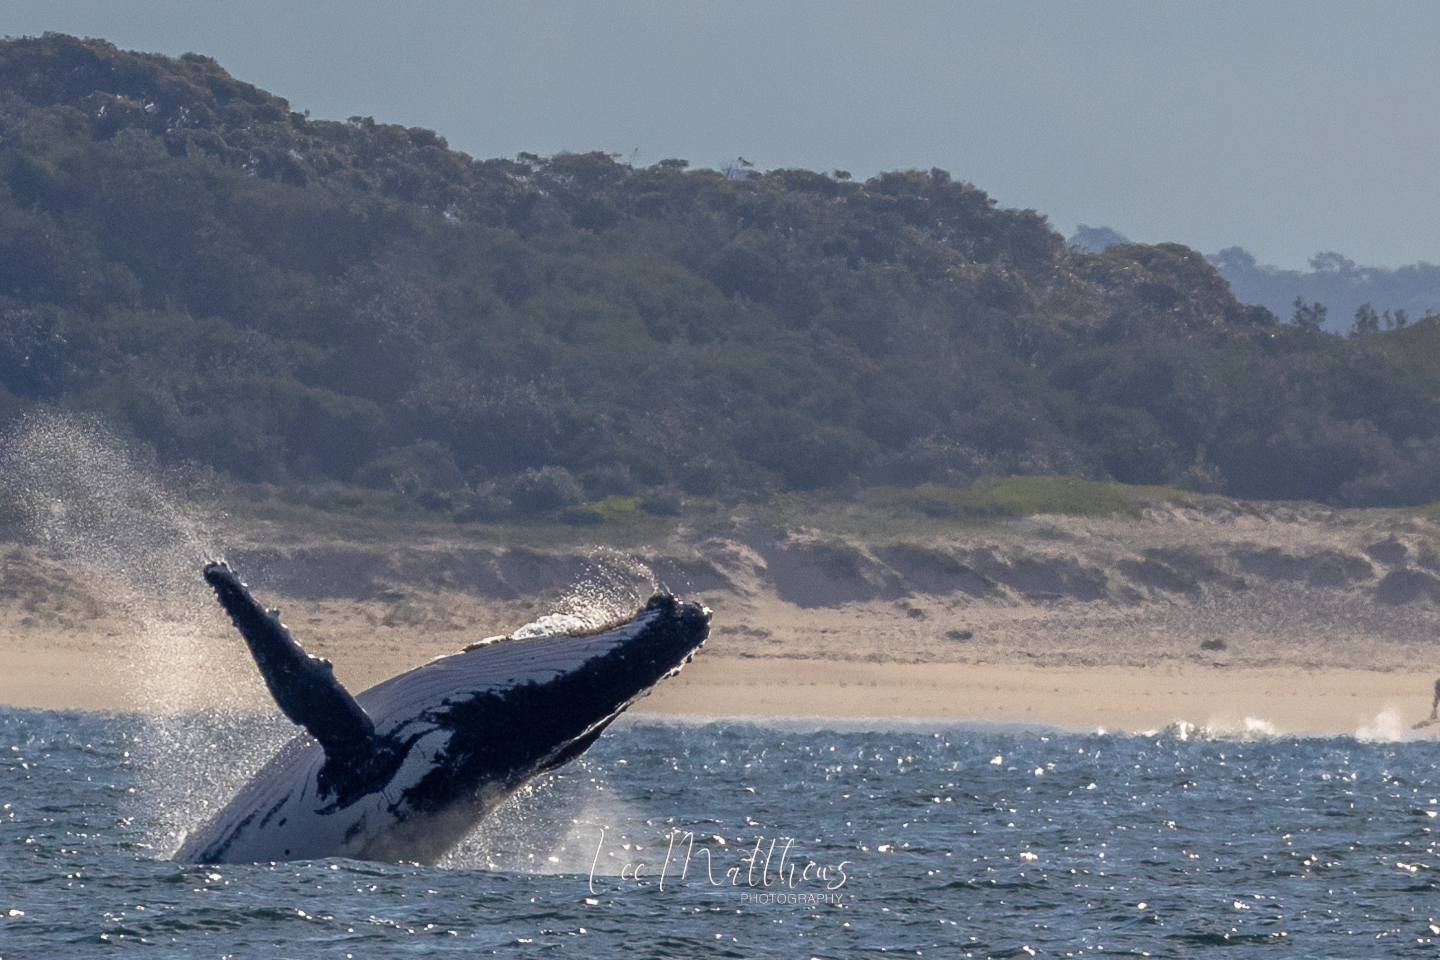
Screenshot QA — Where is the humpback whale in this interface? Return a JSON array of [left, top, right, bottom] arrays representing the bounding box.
[[175, 561, 709, 864]]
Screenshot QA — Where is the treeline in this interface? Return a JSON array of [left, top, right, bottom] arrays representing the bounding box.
[[1074, 226, 1440, 337], [1214, 248, 1440, 336], [3, 34, 1440, 514]]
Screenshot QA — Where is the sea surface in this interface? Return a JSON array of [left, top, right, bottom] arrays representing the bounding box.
[[3, 709, 1440, 959]]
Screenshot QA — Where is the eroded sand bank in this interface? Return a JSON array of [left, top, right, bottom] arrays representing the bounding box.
[[5, 500, 1440, 736]]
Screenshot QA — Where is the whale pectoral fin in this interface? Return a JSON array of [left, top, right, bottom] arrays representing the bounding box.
[[203, 561, 376, 762]]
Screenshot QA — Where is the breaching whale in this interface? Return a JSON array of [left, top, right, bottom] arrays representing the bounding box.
[[175, 561, 709, 864]]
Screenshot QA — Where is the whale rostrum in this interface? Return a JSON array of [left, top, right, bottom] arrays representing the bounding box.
[[176, 561, 710, 864]]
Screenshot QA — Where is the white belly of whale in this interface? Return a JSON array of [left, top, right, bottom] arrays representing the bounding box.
[[185, 723, 472, 862], [175, 582, 709, 864]]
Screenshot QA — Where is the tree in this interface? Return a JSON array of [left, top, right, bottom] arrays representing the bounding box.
[[1382, 308, 1411, 330], [1211, 245, 1257, 272], [6, 34, 1440, 510], [1291, 296, 1328, 332], [1068, 224, 1131, 253], [1351, 302, 1380, 338], [1309, 251, 1356, 274]]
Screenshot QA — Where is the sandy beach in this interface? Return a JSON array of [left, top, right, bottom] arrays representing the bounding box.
[[5, 501, 1440, 737], [641, 657, 1435, 737], [0, 640, 1432, 737]]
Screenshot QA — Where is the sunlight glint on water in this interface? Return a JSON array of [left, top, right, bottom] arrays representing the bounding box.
[[5, 712, 1440, 956]]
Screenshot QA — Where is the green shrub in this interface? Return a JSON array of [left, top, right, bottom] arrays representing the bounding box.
[[2, 35, 1440, 512], [558, 505, 605, 526], [639, 489, 684, 516], [506, 466, 584, 513], [863, 475, 1182, 521], [354, 441, 463, 498]]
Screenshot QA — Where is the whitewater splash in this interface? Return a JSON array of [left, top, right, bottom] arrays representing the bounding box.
[[558, 547, 658, 624], [1354, 707, 1432, 743], [0, 412, 277, 849], [506, 552, 657, 641], [445, 550, 664, 873], [440, 757, 654, 875], [1153, 717, 1282, 742], [1, 413, 215, 586], [0, 413, 671, 863], [1145, 709, 1437, 744]]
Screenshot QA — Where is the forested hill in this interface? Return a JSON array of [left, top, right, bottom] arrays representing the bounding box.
[[3, 34, 1440, 517], [1212, 247, 1440, 336], [1074, 227, 1440, 336]]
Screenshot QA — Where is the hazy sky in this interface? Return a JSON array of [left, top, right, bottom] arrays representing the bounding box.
[[7, 1, 1439, 269]]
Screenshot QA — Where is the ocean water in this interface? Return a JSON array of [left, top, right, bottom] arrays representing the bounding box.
[[3, 711, 1440, 958]]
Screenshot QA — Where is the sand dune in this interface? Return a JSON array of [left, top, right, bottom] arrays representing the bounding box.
[[3, 500, 1440, 735]]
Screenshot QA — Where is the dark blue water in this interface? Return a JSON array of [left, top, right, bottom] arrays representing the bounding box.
[[3, 709, 1440, 958]]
